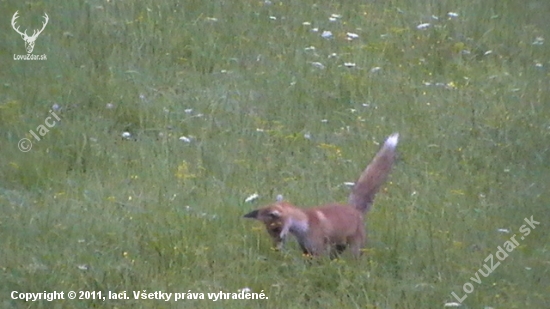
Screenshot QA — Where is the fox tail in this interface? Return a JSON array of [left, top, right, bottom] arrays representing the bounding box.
[[348, 133, 399, 214]]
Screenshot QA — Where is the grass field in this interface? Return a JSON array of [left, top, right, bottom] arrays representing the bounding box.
[[1, 0, 549, 308]]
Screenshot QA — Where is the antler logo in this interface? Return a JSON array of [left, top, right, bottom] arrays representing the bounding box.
[[11, 11, 49, 54]]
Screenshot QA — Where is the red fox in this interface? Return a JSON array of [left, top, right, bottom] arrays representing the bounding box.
[[243, 133, 399, 258]]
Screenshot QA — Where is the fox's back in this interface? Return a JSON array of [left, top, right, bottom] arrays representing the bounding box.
[[304, 203, 363, 242]]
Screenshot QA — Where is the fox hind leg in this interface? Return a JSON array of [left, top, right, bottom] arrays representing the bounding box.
[[330, 244, 348, 259], [349, 227, 366, 258]]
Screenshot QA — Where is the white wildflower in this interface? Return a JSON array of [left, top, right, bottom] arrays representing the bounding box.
[[416, 23, 431, 30], [532, 37, 544, 45], [77, 264, 89, 271], [346, 32, 359, 40], [321, 30, 333, 39], [179, 136, 191, 143], [245, 193, 259, 203], [310, 62, 325, 69]]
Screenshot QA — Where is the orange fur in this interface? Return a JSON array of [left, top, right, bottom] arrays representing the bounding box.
[[244, 133, 399, 258]]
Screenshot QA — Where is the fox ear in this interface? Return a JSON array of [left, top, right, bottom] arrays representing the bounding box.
[[243, 209, 259, 219], [267, 210, 281, 218]]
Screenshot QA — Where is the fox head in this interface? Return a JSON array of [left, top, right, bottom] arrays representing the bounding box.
[[243, 198, 290, 249]]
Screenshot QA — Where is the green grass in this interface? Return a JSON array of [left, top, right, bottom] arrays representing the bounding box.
[[1, 0, 549, 308]]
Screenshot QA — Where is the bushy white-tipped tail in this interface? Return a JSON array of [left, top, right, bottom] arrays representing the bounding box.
[[385, 133, 399, 149], [348, 133, 399, 213]]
